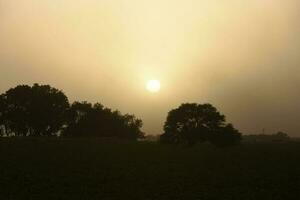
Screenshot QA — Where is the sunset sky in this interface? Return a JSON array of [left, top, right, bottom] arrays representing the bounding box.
[[1, 0, 300, 136]]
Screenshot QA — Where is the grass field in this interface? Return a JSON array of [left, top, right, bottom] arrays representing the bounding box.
[[0, 138, 300, 200]]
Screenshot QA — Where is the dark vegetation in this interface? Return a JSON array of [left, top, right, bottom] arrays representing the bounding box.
[[0, 84, 144, 140], [0, 84, 241, 147], [244, 132, 290, 143], [63, 101, 143, 139], [160, 103, 241, 147], [0, 138, 299, 200], [0, 84, 299, 199]]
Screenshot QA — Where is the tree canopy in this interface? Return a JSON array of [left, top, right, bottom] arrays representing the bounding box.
[[0, 84, 69, 136], [1, 84, 245, 144], [160, 103, 241, 147], [62, 101, 144, 139], [0, 84, 144, 140]]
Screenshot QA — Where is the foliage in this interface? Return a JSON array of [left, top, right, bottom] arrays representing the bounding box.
[[209, 123, 242, 147], [160, 103, 241, 147], [0, 94, 7, 136], [0, 84, 69, 136], [62, 102, 144, 140], [0, 84, 144, 140]]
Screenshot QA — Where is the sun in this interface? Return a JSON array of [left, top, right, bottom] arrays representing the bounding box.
[[146, 80, 161, 93]]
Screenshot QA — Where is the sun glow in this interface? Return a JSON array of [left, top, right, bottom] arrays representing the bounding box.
[[146, 80, 161, 93]]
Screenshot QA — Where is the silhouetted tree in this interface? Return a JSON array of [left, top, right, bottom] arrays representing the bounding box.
[[0, 84, 144, 139], [160, 103, 241, 147], [0, 94, 7, 136], [62, 102, 144, 140], [0, 84, 69, 136], [63, 101, 93, 136], [1, 85, 32, 136], [63, 102, 110, 137], [209, 124, 242, 147], [29, 84, 69, 136], [120, 114, 144, 139]]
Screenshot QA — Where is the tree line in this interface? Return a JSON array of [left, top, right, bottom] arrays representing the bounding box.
[[243, 132, 290, 143], [0, 84, 144, 139], [0, 84, 242, 147]]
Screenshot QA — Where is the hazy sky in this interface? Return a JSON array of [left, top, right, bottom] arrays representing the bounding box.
[[1, 0, 300, 136]]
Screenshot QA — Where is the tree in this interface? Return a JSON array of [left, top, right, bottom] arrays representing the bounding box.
[[120, 114, 144, 139], [2, 85, 32, 136], [63, 102, 108, 137], [0, 94, 7, 136], [209, 124, 242, 147], [160, 103, 241, 147], [0, 84, 144, 139], [62, 102, 144, 140], [65, 101, 93, 125], [1, 84, 69, 136], [28, 84, 69, 136]]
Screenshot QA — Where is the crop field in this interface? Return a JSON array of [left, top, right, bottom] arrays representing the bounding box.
[[0, 138, 300, 200]]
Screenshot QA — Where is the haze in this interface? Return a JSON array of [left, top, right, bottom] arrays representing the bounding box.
[[1, 0, 300, 136]]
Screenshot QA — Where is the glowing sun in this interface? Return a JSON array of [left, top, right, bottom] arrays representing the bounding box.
[[146, 80, 161, 93]]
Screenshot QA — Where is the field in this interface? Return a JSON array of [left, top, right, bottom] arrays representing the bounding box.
[[0, 138, 300, 200]]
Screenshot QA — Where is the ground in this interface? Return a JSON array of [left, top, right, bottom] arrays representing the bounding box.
[[0, 138, 300, 200]]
